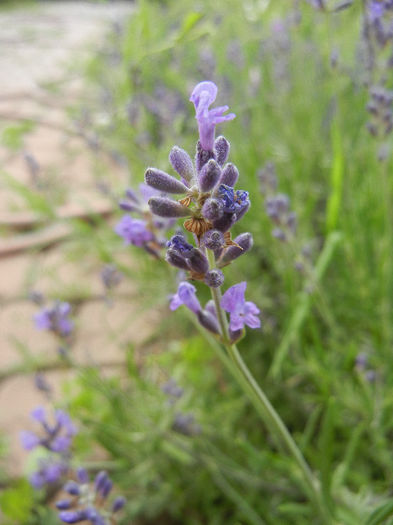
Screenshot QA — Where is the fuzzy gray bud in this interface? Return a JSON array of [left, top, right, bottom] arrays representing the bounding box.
[[169, 146, 194, 182], [148, 197, 190, 218], [218, 232, 253, 266], [213, 212, 236, 233], [197, 310, 220, 334], [204, 269, 224, 288], [199, 159, 221, 192], [202, 198, 224, 221], [214, 136, 230, 165], [186, 248, 209, 274], [166, 249, 189, 270], [220, 163, 239, 187], [145, 168, 188, 194], [201, 229, 225, 251], [196, 141, 216, 172]]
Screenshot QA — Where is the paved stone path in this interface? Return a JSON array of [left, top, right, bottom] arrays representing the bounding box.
[[0, 1, 159, 478]]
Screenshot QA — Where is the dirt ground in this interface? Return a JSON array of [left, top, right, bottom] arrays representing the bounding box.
[[0, 1, 159, 478]]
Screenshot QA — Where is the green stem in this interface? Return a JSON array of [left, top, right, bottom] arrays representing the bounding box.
[[206, 251, 332, 524]]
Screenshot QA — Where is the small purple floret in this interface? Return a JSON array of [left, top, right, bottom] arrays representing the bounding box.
[[221, 282, 260, 331], [170, 282, 202, 314], [190, 81, 235, 151]]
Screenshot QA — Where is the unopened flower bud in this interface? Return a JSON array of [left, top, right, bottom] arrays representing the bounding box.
[[204, 269, 224, 288], [186, 249, 209, 274], [166, 249, 189, 270], [214, 136, 230, 165], [148, 197, 190, 218], [169, 146, 194, 182], [220, 163, 239, 187], [218, 232, 253, 266], [197, 310, 220, 334], [229, 328, 243, 343], [213, 212, 236, 232], [205, 300, 217, 317], [201, 229, 225, 250], [202, 198, 224, 221], [199, 159, 221, 192], [196, 141, 216, 172], [145, 168, 188, 194]]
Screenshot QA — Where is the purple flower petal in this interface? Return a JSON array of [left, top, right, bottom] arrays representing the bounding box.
[[244, 302, 261, 329], [177, 282, 202, 314], [20, 431, 40, 450], [190, 81, 235, 151], [34, 310, 51, 331], [31, 406, 46, 423], [221, 282, 247, 314], [170, 282, 201, 314]]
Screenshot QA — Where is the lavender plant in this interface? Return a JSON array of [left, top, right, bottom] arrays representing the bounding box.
[[115, 81, 334, 523]]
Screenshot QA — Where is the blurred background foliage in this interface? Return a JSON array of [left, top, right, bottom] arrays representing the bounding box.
[[2, 0, 393, 524]]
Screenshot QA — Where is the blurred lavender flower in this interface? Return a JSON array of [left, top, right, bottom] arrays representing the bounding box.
[[162, 378, 184, 403], [114, 216, 154, 247], [221, 282, 261, 332], [57, 469, 125, 524], [34, 373, 52, 398], [20, 406, 77, 453], [259, 162, 297, 243], [34, 301, 74, 338], [190, 81, 235, 151], [20, 407, 76, 489], [101, 264, 123, 291], [173, 413, 201, 436], [366, 85, 393, 137], [30, 460, 68, 489]]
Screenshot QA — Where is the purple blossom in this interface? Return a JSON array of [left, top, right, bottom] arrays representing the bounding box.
[[190, 81, 235, 151], [114, 215, 154, 246], [167, 235, 194, 255], [368, 0, 386, 21], [30, 460, 68, 489], [170, 282, 202, 314], [34, 301, 73, 337], [217, 184, 250, 214], [20, 406, 77, 454], [221, 282, 261, 331]]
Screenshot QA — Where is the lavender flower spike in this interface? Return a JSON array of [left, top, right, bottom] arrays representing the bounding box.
[[170, 282, 201, 314], [221, 282, 261, 331], [190, 81, 235, 151]]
